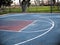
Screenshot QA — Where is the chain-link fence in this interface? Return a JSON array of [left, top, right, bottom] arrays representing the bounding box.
[[0, 0, 60, 14]]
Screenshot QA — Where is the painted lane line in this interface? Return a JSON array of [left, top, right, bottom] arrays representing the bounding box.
[[18, 18, 53, 33], [19, 20, 38, 32], [14, 19, 55, 45], [20, 28, 50, 33]]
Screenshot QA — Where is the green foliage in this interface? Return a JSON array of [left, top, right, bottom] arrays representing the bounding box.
[[0, 6, 60, 15], [0, 0, 13, 8]]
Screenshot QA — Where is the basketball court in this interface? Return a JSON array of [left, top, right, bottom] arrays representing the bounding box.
[[0, 13, 60, 45]]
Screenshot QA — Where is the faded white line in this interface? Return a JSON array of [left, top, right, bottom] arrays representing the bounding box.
[[14, 19, 55, 45], [19, 20, 38, 32]]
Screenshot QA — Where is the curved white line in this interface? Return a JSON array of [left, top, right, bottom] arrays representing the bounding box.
[[20, 28, 50, 33], [18, 18, 53, 33], [14, 19, 55, 45], [0, 18, 52, 33]]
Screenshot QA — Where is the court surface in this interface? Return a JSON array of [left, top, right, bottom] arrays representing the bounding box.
[[0, 13, 60, 45]]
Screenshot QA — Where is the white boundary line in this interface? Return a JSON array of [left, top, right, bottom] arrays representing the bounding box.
[[20, 28, 50, 33], [19, 20, 38, 32], [0, 19, 52, 32], [18, 18, 53, 33], [14, 19, 55, 45]]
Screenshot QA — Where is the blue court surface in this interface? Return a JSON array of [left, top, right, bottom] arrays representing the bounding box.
[[0, 13, 60, 45]]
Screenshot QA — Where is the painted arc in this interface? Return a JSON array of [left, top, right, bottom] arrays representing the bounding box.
[[19, 18, 54, 33], [14, 18, 55, 45]]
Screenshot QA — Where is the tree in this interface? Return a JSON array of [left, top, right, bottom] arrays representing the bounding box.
[[42, 0, 44, 5], [35, 0, 41, 6], [0, 0, 3, 8], [19, 0, 31, 12], [0, 0, 13, 8], [57, 0, 60, 10], [52, 0, 56, 5]]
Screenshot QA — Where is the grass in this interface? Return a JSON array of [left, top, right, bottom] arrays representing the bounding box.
[[27, 6, 51, 12], [0, 6, 60, 15]]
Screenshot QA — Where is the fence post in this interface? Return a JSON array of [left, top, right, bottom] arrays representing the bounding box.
[[50, 0, 53, 13]]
